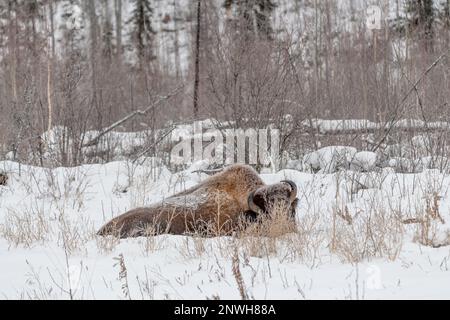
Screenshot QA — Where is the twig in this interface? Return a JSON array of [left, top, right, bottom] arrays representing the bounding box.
[[336, 206, 353, 225], [402, 218, 423, 224], [232, 246, 249, 300], [113, 253, 131, 300]]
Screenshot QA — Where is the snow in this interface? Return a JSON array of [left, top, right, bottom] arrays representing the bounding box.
[[303, 146, 357, 173], [304, 119, 379, 134], [421, 156, 450, 173], [383, 157, 423, 173], [286, 159, 303, 171], [350, 151, 378, 172], [8, 116, 445, 175], [187, 159, 211, 173], [1, 159, 450, 299], [302, 118, 450, 134]]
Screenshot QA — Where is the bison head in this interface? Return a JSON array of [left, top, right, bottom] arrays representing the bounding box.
[[245, 180, 298, 225]]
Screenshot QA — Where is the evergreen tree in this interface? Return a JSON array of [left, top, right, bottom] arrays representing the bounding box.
[[127, 0, 156, 65], [60, 0, 86, 55], [438, 0, 450, 28], [405, 0, 434, 50], [224, 0, 275, 40], [0, 0, 45, 58], [102, 0, 114, 60], [22, 0, 45, 54], [254, 0, 275, 40]]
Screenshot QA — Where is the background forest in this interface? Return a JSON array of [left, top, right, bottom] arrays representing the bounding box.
[[0, 0, 449, 167]]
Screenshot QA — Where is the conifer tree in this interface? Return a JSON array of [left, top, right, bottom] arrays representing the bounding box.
[[127, 0, 156, 65], [405, 0, 434, 51], [223, 0, 275, 40]]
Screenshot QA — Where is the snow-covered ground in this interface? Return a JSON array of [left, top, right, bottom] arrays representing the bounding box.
[[1, 158, 449, 299]]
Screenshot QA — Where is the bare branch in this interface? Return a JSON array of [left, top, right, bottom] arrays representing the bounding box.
[[81, 85, 183, 148], [131, 126, 176, 163], [372, 49, 449, 151]]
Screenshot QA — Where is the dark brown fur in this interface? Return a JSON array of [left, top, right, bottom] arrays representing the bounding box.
[[0, 172, 7, 186], [97, 164, 297, 238]]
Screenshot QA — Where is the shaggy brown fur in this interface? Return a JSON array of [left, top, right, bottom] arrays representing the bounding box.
[[0, 172, 7, 186], [97, 164, 298, 238]]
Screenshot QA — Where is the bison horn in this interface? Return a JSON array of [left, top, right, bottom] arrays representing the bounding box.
[[247, 190, 264, 215], [281, 180, 297, 203]]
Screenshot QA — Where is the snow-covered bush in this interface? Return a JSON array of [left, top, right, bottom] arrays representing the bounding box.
[[382, 157, 423, 173], [285, 159, 303, 171], [421, 156, 450, 173], [349, 151, 378, 172], [303, 146, 357, 173]]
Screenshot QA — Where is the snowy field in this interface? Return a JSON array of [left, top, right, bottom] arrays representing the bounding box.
[[1, 157, 450, 300], [1, 0, 449, 301]]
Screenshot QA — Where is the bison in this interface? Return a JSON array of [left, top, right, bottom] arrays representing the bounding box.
[[97, 164, 298, 238], [0, 172, 7, 186]]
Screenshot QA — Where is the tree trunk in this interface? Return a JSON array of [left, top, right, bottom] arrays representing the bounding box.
[[173, 0, 181, 79], [193, 0, 201, 118], [114, 0, 122, 61], [87, 0, 98, 108], [49, 0, 56, 57]]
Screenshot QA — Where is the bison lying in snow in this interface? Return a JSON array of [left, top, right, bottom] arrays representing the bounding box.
[[97, 164, 298, 238]]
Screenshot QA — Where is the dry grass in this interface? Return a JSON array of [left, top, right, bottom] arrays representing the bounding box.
[[404, 192, 449, 248], [0, 205, 51, 248], [114, 253, 131, 300], [139, 227, 169, 256], [331, 204, 404, 263], [55, 209, 94, 255], [178, 235, 209, 260], [232, 244, 249, 300], [231, 201, 303, 262], [95, 234, 121, 254]]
